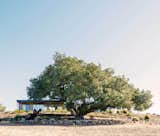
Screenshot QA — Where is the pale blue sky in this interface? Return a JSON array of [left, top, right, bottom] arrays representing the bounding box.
[[1, 0, 160, 113]]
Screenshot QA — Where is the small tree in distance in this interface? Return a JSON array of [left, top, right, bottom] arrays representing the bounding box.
[[0, 104, 6, 112], [27, 52, 152, 117]]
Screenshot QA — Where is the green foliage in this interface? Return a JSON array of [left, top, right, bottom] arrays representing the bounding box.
[[14, 115, 24, 121], [0, 104, 6, 112], [27, 52, 152, 116], [132, 90, 152, 111]]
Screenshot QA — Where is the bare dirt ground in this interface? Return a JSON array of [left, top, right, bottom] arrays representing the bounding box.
[[0, 124, 160, 136]]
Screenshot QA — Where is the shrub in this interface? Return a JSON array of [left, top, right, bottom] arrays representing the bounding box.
[[0, 104, 5, 112], [116, 110, 120, 114], [122, 109, 128, 114], [107, 109, 113, 114], [14, 115, 25, 121], [132, 117, 139, 122], [144, 114, 150, 120]]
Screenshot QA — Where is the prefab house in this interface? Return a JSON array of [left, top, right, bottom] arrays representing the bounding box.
[[17, 99, 64, 112]]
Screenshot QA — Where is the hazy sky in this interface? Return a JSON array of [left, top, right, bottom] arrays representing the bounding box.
[[0, 0, 160, 113]]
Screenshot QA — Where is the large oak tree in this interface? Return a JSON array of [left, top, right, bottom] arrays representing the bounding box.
[[27, 53, 152, 116]]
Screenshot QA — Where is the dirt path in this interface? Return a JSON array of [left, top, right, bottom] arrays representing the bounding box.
[[0, 124, 160, 136]]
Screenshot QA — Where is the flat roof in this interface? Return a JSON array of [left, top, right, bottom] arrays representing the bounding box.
[[17, 99, 64, 105]]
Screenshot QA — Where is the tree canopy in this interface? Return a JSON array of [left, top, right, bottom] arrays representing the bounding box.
[[27, 52, 152, 116]]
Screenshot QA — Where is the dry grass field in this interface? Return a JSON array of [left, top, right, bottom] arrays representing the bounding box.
[[0, 124, 160, 136], [1, 111, 160, 136]]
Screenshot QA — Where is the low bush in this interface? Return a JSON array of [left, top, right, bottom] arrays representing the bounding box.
[[144, 114, 150, 120], [122, 109, 128, 114], [116, 110, 120, 114], [14, 115, 25, 121], [107, 109, 113, 114], [0, 104, 5, 112], [132, 117, 139, 122]]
